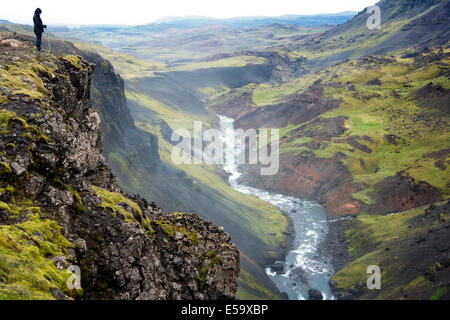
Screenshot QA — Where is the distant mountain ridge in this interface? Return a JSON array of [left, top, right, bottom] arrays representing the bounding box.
[[155, 12, 358, 23], [272, 0, 450, 69], [136, 13, 357, 30], [1, 12, 356, 33], [323, 0, 450, 52]]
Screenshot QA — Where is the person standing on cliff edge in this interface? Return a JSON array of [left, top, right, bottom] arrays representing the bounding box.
[[33, 8, 47, 52]]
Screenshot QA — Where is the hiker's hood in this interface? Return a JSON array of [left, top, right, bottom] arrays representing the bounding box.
[[35, 8, 42, 15]]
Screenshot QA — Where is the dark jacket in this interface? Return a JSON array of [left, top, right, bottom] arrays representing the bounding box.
[[33, 9, 45, 34]]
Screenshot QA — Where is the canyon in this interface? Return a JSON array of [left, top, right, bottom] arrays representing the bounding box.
[[1, 0, 449, 300]]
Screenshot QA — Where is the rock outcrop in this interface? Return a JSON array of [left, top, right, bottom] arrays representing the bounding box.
[[0, 33, 239, 300]]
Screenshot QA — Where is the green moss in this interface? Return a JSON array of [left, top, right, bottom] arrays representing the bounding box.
[[75, 42, 165, 80], [403, 275, 429, 293], [0, 111, 50, 143], [198, 265, 208, 281], [171, 212, 186, 216], [0, 213, 73, 300], [27, 207, 41, 215], [209, 256, 223, 267], [66, 186, 86, 212], [92, 186, 153, 235], [0, 162, 12, 176], [0, 201, 21, 219], [0, 95, 7, 104], [62, 55, 83, 69], [204, 250, 223, 267], [196, 265, 210, 291], [65, 120, 73, 131], [0, 201, 10, 211], [205, 250, 218, 258], [154, 218, 199, 245], [0, 57, 54, 101]]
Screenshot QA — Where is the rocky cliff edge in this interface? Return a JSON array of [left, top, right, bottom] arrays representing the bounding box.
[[0, 32, 239, 300]]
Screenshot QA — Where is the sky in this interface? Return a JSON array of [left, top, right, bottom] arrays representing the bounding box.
[[3, 0, 378, 26]]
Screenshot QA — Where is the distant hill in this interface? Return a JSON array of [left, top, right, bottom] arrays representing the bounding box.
[[276, 0, 450, 68], [137, 13, 357, 31], [323, 0, 450, 54], [0, 21, 34, 36]]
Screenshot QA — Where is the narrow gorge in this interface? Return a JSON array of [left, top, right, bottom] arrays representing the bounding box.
[[219, 115, 335, 300]]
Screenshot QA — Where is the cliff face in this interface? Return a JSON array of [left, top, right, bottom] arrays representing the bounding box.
[[0, 33, 239, 300]]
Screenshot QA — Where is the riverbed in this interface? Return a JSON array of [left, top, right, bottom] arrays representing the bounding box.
[[218, 115, 335, 300]]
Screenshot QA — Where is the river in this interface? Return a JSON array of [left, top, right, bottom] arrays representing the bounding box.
[[218, 115, 335, 300]]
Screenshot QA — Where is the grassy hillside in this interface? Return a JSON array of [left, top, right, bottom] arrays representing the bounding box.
[[332, 201, 449, 300], [273, 0, 450, 69], [207, 44, 449, 299], [275, 48, 449, 202], [211, 46, 448, 210]]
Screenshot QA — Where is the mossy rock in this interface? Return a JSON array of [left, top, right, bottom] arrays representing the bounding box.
[[0, 110, 50, 143], [0, 213, 74, 300], [0, 58, 55, 101], [62, 55, 83, 70], [0, 201, 20, 219], [0, 162, 12, 176], [154, 218, 199, 246], [92, 186, 153, 235], [66, 185, 86, 212]]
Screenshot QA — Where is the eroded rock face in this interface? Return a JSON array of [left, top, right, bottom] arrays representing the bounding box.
[[233, 81, 342, 130], [241, 153, 363, 216], [367, 173, 442, 215], [0, 36, 239, 300]]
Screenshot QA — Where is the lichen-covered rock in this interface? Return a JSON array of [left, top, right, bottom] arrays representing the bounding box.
[[0, 33, 239, 300]]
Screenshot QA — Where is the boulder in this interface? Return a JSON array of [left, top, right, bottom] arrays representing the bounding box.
[[10, 162, 26, 176], [308, 289, 323, 300], [271, 261, 285, 274]]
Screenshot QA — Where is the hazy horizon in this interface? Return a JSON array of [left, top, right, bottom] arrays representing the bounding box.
[[2, 0, 377, 26]]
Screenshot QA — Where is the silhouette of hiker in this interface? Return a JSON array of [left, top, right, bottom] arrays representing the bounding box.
[[33, 8, 47, 51]]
